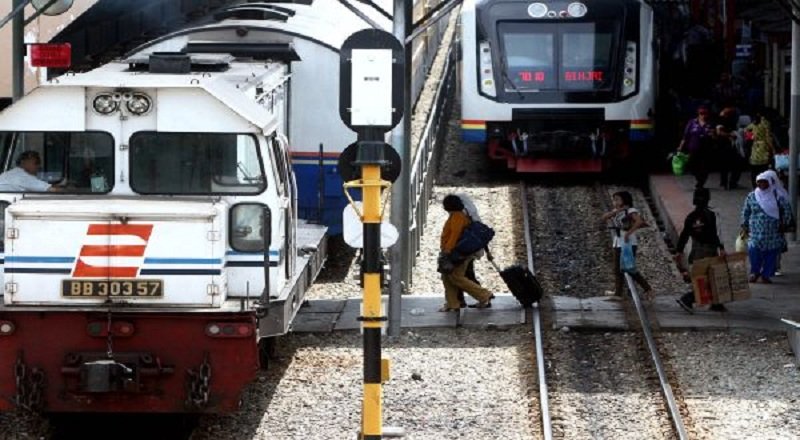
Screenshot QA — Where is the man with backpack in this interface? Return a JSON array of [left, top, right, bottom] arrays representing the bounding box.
[[437, 195, 493, 312], [674, 188, 727, 312]]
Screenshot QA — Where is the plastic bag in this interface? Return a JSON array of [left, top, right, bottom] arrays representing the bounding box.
[[735, 232, 748, 253], [671, 152, 689, 176], [619, 241, 637, 273], [774, 154, 790, 171]]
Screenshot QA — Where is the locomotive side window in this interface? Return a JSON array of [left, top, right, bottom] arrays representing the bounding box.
[[0, 131, 115, 193], [129, 132, 266, 195]]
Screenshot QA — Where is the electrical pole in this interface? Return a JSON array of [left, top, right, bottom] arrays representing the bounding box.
[[12, 0, 26, 101], [388, 0, 412, 337], [790, 20, 799, 241]]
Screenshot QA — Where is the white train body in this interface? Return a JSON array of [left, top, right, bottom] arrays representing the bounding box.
[[460, 0, 656, 172]]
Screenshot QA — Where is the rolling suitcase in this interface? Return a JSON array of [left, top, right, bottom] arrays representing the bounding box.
[[489, 260, 543, 308]]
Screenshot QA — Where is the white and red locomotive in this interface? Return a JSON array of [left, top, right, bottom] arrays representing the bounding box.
[[0, 47, 326, 412]]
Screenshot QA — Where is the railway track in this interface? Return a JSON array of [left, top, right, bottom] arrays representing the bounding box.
[[524, 183, 690, 439]]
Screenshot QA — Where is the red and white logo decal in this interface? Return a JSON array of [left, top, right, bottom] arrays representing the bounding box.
[[72, 224, 154, 278]]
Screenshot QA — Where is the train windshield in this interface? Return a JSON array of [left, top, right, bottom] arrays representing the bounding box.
[[499, 21, 619, 92], [0, 131, 115, 193], [130, 132, 266, 195]]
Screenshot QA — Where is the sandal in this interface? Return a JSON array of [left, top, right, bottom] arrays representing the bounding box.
[[438, 306, 460, 312], [472, 300, 492, 309]]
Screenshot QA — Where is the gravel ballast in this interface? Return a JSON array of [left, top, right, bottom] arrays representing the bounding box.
[[191, 328, 540, 440], [663, 331, 800, 439]]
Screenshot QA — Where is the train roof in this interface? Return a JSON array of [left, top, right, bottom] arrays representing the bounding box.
[[127, 1, 393, 57]]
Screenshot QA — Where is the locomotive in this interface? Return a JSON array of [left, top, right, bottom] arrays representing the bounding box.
[[0, 4, 333, 414], [459, 0, 656, 172]]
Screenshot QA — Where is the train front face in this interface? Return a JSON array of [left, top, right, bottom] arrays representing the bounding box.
[[461, 0, 654, 172]]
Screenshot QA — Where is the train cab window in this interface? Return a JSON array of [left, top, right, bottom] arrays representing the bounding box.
[[130, 132, 266, 195], [560, 26, 615, 91], [499, 23, 556, 90], [497, 21, 619, 93], [0, 131, 115, 193]]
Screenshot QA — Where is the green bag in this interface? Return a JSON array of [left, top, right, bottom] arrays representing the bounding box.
[[672, 152, 689, 176]]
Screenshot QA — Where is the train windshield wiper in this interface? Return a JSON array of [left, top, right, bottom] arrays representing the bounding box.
[[500, 66, 525, 100]]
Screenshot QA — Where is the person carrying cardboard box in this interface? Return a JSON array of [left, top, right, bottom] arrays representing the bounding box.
[[675, 188, 727, 313]]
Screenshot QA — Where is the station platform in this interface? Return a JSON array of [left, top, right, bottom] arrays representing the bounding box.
[[644, 172, 800, 330], [291, 294, 526, 333], [292, 172, 798, 337]]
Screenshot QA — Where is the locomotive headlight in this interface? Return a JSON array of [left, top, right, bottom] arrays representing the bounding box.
[[126, 93, 153, 115], [567, 2, 588, 18], [92, 94, 119, 115], [527, 3, 548, 18], [0, 321, 15, 336]]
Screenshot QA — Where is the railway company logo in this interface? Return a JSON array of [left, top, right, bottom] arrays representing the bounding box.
[[72, 224, 154, 278]]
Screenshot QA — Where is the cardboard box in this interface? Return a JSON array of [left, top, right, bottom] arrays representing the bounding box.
[[708, 254, 750, 302], [690, 252, 750, 305]]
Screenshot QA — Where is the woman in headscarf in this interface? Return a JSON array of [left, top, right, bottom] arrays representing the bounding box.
[[763, 170, 791, 275], [740, 171, 794, 283], [438, 195, 493, 311]]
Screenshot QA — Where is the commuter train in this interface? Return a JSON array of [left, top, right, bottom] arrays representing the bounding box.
[[459, 0, 655, 172]]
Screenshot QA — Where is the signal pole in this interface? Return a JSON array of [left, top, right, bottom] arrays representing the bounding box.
[[338, 30, 405, 439]]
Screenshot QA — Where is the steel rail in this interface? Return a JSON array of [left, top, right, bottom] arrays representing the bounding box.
[[600, 185, 688, 440], [520, 183, 553, 440], [623, 273, 688, 439]]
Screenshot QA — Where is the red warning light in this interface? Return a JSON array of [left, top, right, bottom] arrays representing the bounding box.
[[29, 43, 71, 68]]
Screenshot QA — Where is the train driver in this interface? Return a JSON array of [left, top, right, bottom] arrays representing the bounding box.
[[0, 150, 60, 192]]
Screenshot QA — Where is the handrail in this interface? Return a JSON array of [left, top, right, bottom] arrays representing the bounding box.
[[406, 40, 456, 282]]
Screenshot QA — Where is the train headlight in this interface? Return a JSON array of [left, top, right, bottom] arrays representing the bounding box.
[[621, 41, 638, 97], [93, 94, 119, 115], [478, 41, 497, 98], [527, 3, 548, 18], [567, 2, 588, 18], [126, 93, 153, 115]]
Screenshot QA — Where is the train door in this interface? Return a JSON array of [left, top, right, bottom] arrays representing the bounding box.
[[269, 134, 296, 280]]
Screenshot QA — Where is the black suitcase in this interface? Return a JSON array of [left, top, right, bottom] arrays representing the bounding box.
[[490, 260, 543, 308]]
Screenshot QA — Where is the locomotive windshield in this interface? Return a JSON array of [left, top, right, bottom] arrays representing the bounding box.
[[0, 131, 115, 193], [499, 21, 619, 92], [130, 132, 266, 195]]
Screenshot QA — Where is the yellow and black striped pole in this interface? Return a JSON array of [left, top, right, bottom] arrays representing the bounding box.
[[341, 142, 392, 439], [360, 160, 384, 440]]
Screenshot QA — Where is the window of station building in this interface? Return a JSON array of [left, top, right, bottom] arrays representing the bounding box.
[[130, 132, 266, 195], [499, 23, 557, 90], [0, 131, 115, 193]]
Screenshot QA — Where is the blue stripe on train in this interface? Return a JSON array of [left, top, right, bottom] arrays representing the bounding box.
[[292, 161, 356, 235], [629, 130, 654, 142], [462, 129, 487, 143]]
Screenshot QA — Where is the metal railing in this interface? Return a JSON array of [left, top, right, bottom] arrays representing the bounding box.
[[406, 41, 457, 283]]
